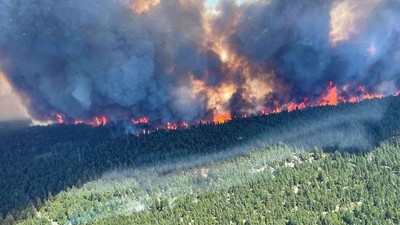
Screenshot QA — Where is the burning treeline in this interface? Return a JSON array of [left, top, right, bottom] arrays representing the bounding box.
[[0, 0, 399, 128]]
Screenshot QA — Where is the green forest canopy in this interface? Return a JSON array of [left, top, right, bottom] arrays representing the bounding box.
[[1, 96, 400, 224]]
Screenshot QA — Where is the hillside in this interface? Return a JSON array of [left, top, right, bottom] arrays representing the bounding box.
[[1, 96, 400, 224], [20, 140, 400, 225]]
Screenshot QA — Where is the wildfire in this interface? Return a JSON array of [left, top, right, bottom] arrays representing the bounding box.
[[261, 108, 282, 116], [4, 0, 400, 134], [188, 77, 237, 116], [356, 86, 384, 101], [316, 82, 386, 107], [74, 119, 84, 125], [165, 121, 190, 130], [52, 80, 393, 130], [56, 114, 65, 124], [91, 116, 107, 126], [213, 113, 231, 124], [257, 81, 389, 117], [89, 116, 107, 126], [194, 5, 276, 117], [132, 117, 150, 125], [287, 100, 308, 112], [49, 0, 398, 133], [166, 122, 178, 130], [318, 82, 338, 106], [56, 115, 107, 126]]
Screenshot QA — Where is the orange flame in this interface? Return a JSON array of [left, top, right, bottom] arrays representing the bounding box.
[[287, 100, 308, 112], [213, 113, 231, 124], [74, 119, 84, 125], [318, 82, 338, 106], [132, 117, 150, 125], [89, 116, 107, 126], [166, 122, 178, 130], [56, 114, 64, 124], [52, 81, 395, 130], [196, 5, 276, 116]]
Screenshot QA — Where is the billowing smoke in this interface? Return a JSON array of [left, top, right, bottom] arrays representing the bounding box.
[[0, 0, 399, 124], [229, 0, 400, 96]]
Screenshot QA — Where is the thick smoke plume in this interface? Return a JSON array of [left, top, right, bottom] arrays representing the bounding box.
[[0, 0, 399, 124]]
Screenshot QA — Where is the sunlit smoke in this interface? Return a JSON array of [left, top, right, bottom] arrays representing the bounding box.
[[329, 0, 382, 47], [129, 0, 161, 14], [0, 0, 399, 127], [0, 70, 29, 120]]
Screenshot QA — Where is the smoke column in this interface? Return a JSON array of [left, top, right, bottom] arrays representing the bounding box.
[[0, 71, 29, 120], [0, 0, 399, 124]]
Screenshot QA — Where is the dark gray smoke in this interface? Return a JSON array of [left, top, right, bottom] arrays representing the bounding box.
[[0, 0, 399, 123], [227, 0, 400, 97], [0, 0, 210, 122]]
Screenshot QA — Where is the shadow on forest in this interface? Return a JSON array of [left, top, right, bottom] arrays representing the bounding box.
[[1, 96, 400, 221]]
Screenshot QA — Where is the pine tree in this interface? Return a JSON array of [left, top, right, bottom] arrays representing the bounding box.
[[3, 214, 14, 225]]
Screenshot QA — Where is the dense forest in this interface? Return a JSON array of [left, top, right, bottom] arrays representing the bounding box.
[[1, 96, 400, 224]]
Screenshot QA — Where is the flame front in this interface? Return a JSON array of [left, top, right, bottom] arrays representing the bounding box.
[[1, 0, 399, 129], [132, 117, 150, 125], [193, 2, 277, 119], [318, 82, 338, 106], [213, 113, 231, 124]]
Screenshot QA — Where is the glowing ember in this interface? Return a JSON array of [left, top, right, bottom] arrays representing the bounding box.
[[2, 0, 399, 132], [56, 114, 64, 124], [89, 116, 107, 126], [166, 122, 178, 130], [348, 96, 358, 103], [260, 109, 281, 116], [132, 117, 150, 125], [318, 82, 338, 106], [52, 81, 394, 131], [74, 119, 84, 125], [213, 113, 232, 124], [95, 117, 101, 126]]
